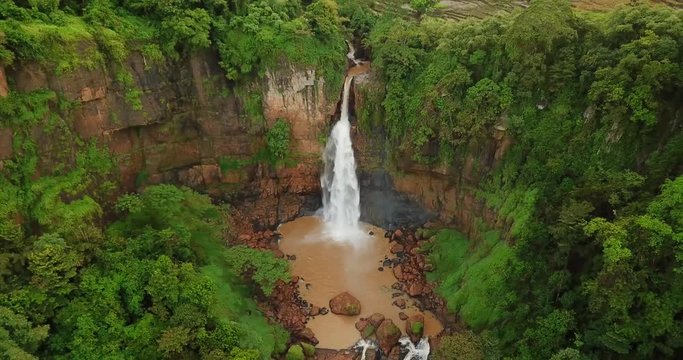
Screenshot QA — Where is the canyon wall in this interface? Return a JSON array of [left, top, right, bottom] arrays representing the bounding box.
[[353, 70, 511, 238], [0, 50, 337, 229], [1, 52, 508, 237]]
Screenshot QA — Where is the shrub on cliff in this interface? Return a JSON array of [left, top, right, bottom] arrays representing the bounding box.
[[266, 118, 291, 163], [286, 345, 304, 360]]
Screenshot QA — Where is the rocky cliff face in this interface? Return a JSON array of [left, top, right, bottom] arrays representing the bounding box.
[[1, 50, 337, 229], [353, 70, 511, 238], [2, 51, 508, 236]]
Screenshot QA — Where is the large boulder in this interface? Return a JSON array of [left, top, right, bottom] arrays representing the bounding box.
[[329, 292, 361, 316], [376, 319, 401, 354]]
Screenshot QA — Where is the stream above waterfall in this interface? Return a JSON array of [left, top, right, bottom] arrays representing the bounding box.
[[278, 216, 443, 349]]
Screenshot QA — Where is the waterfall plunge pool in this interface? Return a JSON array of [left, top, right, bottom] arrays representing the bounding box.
[[278, 216, 443, 349]]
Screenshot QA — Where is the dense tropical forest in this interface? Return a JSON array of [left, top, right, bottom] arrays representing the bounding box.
[[1, 0, 682, 359]]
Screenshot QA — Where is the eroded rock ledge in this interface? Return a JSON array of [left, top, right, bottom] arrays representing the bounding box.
[[1, 50, 338, 229]]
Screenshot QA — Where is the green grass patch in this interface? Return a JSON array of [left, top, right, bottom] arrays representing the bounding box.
[[427, 229, 514, 330]]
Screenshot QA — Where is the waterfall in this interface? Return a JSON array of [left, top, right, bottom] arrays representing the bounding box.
[[399, 337, 431, 360], [346, 40, 360, 65], [321, 75, 363, 243], [353, 339, 378, 360]]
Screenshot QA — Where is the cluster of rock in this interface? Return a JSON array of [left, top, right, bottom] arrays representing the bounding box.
[[352, 312, 426, 360], [379, 227, 447, 315], [263, 278, 316, 345], [239, 222, 455, 359]]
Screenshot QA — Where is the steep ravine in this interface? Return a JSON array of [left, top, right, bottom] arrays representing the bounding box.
[[1, 48, 507, 239]]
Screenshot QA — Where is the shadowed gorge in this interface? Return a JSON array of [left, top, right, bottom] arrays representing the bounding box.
[[1, 1, 682, 360]]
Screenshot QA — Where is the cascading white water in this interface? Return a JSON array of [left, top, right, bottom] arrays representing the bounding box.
[[346, 40, 360, 65], [321, 75, 364, 243], [353, 339, 378, 360], [399, 337, 431, 360]]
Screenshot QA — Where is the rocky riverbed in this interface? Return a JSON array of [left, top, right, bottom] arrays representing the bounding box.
[[234, 216, 460, 358]]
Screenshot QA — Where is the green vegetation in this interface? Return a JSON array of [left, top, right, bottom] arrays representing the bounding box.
[[410, 321, 423, 334], [410, 0, 438, 16], [224, 245, 290, 297], [427, 229, 512, 330], [432, 330, 486, 360], [0, 170, 290, 358], [266, 118, 292, 162], [301, 342, 315, 357], [116, 70, 143, 111], [286, 344, 305, 360], [219, 156, 249, 174], [2, 0, 683, 359], [0, 0, 347, 94], [0, 76, 291, 359], [217, 119, 293, 174], [367, 1, 683, 358]]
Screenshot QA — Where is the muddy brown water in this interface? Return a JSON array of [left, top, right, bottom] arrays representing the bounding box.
[[278, 216, 443, 349]]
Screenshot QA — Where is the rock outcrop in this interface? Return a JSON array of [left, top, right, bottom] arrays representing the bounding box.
[[329, 292, 361, 316], [1, 50, 339, 229], [375, 319, 401, 354], [353, 69, 510, 240]]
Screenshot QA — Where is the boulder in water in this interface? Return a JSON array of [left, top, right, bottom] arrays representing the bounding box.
[[309, 305, 320, 316], [399, 312, 408, 321], [405, 314, 425, 343], [356, 319, 376, 339], [368, 313, 385, 328], [329, 292, 361, 316], [376, 319, 401, 354], [393, 298, 406, 310]]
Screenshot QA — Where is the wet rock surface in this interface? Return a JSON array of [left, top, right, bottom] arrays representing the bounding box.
[[375, 319, 401, 354], [406, 314, 425, 343], [382, 227, 447, 317], [357, 171, 435, 229], [329, 292, 362, 316]]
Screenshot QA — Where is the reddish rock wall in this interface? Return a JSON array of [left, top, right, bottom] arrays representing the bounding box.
[[1, 50, 337, 228]]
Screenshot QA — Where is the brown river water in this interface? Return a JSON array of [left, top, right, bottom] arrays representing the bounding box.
[[278, 216, 443, 349]]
